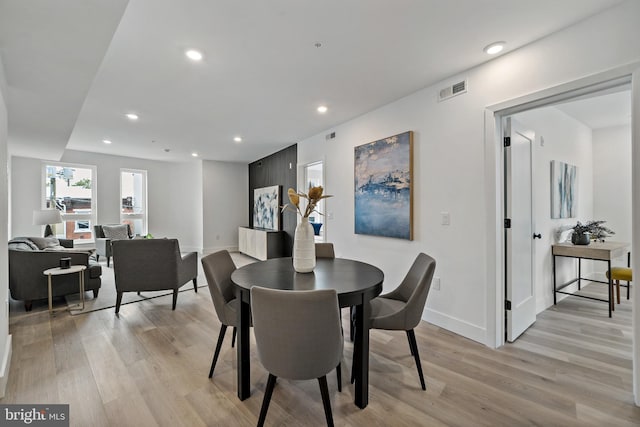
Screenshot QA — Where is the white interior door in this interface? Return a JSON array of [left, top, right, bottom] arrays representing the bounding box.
[[505, 117, 536, 342]]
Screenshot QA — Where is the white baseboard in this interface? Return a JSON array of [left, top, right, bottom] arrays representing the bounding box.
[[423, 308, 486, 345], [202, 245, 238, 255], [0, 334, 12, 399]]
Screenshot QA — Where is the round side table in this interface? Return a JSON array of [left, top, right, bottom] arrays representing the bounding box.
[[42, 265, 87, 314]]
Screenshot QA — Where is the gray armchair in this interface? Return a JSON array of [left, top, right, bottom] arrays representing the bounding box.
[[111, 239, 198, 314], [94, 224, 133, 267]]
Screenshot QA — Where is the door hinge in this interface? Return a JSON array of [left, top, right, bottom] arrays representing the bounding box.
[[505, 300, 512, 310], [503, 136, 511, 147], [504, 218, 511, 228]]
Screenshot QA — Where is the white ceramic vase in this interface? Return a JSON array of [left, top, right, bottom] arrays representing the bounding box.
[[293, 217, 316, 273]]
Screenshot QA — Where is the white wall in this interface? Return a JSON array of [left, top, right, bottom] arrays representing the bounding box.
[[297, 0, 640, 345], [11, 151, 205, 252], [202, 160, 248, 254], [593, 125, 632, 245], [11, 151, 250, 255], [0, 52, 11, 397], [513, 107, 594, 313]]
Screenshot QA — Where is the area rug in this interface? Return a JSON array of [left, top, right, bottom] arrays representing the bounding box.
[[65, 251, 256, 315]]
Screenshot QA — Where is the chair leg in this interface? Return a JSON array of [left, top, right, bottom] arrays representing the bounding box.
[[96, 254, 100, 263], [336, 363, 342, 392], [350, 329, 356, 384], [318, 375, 334, 427], [616, 280, 621, 304], [349, 306, 355, 342], [406, 329, 426, 390], [209, 325, 227, 378], [107, 256, 111, 267], [627, 280, 631, 300], [231, 326, 237, 348], [115, 292, 123, 314], [172, 289, 178, 310], [610, 281, 615, 312], [93, 289, 99, 298], [193, 278, 198, 292], [257, 374, 277, 427]]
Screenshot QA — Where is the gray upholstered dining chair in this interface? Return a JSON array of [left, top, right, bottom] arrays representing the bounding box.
[[251, 287, 343, 427], [315, 243, 335, 259], [201, 250, 239, 378], [352, 252, 436, 390], [315, 243, 355, 341]]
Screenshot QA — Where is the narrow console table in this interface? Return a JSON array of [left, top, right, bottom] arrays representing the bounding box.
[[552, 241, 629, 318], [238, 227, 282, 261]]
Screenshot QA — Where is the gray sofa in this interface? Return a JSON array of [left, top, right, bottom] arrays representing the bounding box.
[[8, 237, 102, 311]]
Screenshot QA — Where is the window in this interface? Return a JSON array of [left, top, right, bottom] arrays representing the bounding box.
[[303, 161, 325, 241], [120, 169, 147, 236], [43, 163, 97, 243], [74, 220, 90, 233]]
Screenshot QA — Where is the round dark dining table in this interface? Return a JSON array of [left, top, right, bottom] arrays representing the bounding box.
[[231, 256, 384, 409]]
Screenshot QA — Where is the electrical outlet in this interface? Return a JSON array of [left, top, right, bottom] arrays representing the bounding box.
[[433, 277, 441, 290]]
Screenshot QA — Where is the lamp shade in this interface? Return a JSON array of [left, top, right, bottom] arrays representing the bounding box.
[[33, 209, 63, 226]]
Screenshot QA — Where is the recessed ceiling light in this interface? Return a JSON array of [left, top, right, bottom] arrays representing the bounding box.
[[126, 113, 139, 121], [102, 139, 112, 144], [191, 152, 199, 157], [317, 105, 328, 114], [185, 49, 203, 61], [234, 136, 243, 143], [483, 42, 505, 55]]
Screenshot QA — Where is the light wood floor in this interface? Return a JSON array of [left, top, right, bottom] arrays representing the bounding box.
[[2, 279, 638, 426]]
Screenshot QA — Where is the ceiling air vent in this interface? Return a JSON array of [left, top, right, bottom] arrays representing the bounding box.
[[438, 79, 467, 102]]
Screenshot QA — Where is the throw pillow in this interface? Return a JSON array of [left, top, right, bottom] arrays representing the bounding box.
[[102, 224, 130, 240], [43, 247, 96, 255], [8, 238, 39, 251], [29, 236, 61, 250]]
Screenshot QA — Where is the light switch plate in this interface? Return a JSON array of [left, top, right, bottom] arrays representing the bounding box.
[[441, 212, 450, 226], [433, 277, 441, 290]]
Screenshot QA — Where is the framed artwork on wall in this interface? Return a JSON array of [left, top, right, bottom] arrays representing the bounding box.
[[551, 160, 577, 219], [253, 185, 281, 230], [354, 131, 413, 240]]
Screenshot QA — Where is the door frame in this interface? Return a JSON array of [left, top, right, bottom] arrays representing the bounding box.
[[483, 62, 640, 404]]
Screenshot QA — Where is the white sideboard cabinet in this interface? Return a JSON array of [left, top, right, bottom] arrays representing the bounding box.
[[238, 227, 283, 261]]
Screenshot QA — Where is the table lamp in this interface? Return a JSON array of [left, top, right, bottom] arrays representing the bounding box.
[[33, 209, 63, 237]]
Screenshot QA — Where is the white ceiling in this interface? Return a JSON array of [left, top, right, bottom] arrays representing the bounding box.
[[554, 89, 631, 130], [0, 0, 626, 163]]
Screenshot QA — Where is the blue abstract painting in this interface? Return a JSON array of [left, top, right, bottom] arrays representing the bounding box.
[[253, 185, 280, 230], [551, 160, 577, 219], [354, 131, 413, 240]]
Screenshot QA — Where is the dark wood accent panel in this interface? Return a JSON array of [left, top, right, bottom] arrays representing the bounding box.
[[248, 144, 297, 256]]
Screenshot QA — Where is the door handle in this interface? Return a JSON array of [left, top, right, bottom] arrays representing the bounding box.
[[533, 233, 542, 239]]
